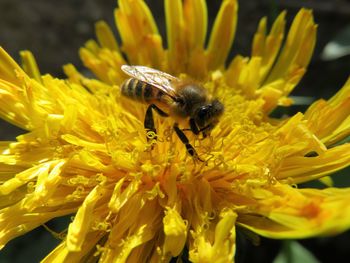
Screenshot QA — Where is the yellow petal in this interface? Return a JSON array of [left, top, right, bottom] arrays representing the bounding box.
[[24, 160, 66, 210], [66, 183, 108, 251], [238, 185, 350, 238], [183, 0, 208, 77], [0, 47, 25, 85], [305, 77, 350, 145], [115, 0, 164, 68], [265, 9, 316, 92], [184, 0, 207, 51], [0, 199, 75, 249], [20, 50, 42, 83], [274, 112, 326, 157], [42, 232, 104, 263], [278, 143, 350, 184], [189, 209, 237, 263], [237, 57, 262, 97], [0, 73, 31, 129], [163, 207, 187, 256], [100, 198, 161, 262], [206, 0, 238, 70], [165, 0, 186, 73], [95, 21, 120, 52], [252, 11, 286, 84], [108, 177, 141, 213], [79, 46, 125, 85], [225, 55, 248, 88]]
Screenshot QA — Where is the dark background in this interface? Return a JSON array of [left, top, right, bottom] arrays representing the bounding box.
[[0, 0, 349, 262]]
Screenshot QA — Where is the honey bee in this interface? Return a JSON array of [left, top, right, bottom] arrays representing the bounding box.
[[120, 65, 224, 160]]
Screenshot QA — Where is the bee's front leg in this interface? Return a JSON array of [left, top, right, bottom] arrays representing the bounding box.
[[188, 118, 210, 139], [174, 123, 204, 162], [189, 118, 200, 135]]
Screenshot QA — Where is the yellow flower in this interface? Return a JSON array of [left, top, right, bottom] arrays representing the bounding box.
[[0, 0, 350, 262]]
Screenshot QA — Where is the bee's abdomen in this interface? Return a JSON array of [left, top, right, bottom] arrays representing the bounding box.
[[121, 78, 154, 103]]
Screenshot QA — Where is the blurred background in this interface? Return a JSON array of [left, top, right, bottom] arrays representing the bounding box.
[[0, 0, 349, 262]]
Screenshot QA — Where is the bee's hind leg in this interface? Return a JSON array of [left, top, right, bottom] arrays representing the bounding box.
[[144, 104, 168, 142], [173, 123, 204, 162]]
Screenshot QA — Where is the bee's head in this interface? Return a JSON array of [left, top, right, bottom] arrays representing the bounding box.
[[194, 99, 224, 134]]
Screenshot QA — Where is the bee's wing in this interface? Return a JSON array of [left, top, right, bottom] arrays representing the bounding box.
[[121, 65, 179, 99]]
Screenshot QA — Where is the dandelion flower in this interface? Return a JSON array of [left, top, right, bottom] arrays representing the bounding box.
[[1, 0, 350, 262]]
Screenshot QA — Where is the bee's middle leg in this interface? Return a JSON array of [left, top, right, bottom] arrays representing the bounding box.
[[173, 123, 203, 161], [144, 104, 168, 141], [181, 119, 200, 134]]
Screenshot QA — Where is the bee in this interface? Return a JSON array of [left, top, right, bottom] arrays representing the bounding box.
[[120, 65, 224, 160]]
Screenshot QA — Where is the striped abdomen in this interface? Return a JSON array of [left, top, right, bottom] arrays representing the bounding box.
[[121, 78, 163, 103]]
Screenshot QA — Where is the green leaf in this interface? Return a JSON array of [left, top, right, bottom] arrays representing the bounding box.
[[321, 24, 350, 60], [273, 240, 320, 263]]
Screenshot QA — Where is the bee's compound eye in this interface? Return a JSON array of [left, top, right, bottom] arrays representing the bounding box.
[[196, 106, 211, 128], [198, 106, 209, 118]]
